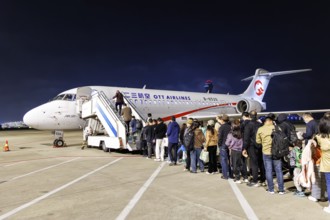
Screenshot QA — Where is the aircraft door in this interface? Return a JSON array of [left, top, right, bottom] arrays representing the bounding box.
[[76, 87, 93, 114]]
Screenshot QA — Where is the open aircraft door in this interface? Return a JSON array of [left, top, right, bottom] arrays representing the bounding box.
[[76, 86, 93, 115]]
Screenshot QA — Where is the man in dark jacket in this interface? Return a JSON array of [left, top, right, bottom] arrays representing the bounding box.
[[145, 119, 155, 159], [218, 114, 232, 179], [112, 90, 124, 115], [243, 111, 265, 186], [277, 113, 297, 146], [277, 113, 297, 179], [154, 118, 167, 161], [140, 124, 148, 157], [302, 112, 318, 145], [166, 116, 180, 166]]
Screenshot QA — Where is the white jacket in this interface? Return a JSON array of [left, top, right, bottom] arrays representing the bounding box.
[[298, 140, 316, 189]]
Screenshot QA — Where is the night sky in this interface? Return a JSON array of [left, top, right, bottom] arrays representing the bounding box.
[[1, 1, 330, 123]]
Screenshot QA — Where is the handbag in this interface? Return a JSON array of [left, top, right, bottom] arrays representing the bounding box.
[[200, 150, 209, 163], [162, 137, 169, 147]]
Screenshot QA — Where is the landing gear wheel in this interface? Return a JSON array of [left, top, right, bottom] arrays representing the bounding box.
[[53, 139, 64, 147]]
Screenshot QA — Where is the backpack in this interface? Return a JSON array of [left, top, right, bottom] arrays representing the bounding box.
[[271, 125, 290, 159], [282, 121, 298, 146], [250, 120, 262, 148], [183, 129, 195, 151], [288, 123, 298, 146], [136, 119, 143, 130]]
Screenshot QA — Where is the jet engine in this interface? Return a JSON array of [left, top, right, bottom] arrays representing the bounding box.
[[236, 99, 263, 113]]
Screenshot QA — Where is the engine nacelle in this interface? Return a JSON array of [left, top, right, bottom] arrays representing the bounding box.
[[236, 99, 263, 114]]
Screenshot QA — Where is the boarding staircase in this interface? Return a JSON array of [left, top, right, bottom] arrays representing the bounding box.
[[77, 87, 146, 151]]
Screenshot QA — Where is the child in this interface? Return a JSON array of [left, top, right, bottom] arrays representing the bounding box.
[[289, 140, 304, 197]]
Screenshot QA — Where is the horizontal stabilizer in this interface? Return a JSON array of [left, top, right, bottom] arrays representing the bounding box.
[[242, 69, 312, 81]]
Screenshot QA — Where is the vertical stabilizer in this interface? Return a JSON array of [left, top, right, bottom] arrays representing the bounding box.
[[241, 68, 311, 103]]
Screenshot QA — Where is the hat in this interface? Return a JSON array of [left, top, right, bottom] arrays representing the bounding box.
[[265, 113, 276, 121], [207, 119, 215, 126], [186, 119, 193, 125], [276, 113, 288, 123]]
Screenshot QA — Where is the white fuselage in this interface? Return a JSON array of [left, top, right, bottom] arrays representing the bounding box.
[[23, 86, 262, 130]]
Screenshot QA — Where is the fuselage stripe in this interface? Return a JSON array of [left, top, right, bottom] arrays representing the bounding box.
[[161, 102, 237, 121]]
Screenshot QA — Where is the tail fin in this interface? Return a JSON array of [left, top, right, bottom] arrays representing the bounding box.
[[241, 68, 312, 103]]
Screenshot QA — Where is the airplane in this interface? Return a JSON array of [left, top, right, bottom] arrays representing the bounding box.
[[23, 68, 330, 148]]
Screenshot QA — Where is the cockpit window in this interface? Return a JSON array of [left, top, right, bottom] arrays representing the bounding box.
[[51, 94, 76, 101], [63, 94, 76, 101]]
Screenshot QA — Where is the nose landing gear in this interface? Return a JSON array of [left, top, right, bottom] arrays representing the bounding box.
[[53, 130, 66, 147], [53, 138, 65, 147]]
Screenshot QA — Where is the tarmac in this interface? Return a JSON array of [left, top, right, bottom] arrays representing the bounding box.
[[0, 129, 329, 220]]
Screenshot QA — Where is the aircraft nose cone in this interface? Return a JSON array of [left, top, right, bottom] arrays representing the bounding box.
[[23, 108, 39, 129]]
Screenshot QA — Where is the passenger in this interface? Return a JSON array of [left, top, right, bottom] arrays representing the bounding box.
[[314, 112, 330, 214], [184, 118, 194, 171], [256, 113, 285, 194], [215, 116, 221, 133], [178, 123, 187, 164], [226, 124, 246, 183], [205, 120, 218, 174], [121, 103, 132, 133], [277, 113, 298, 179], [112, 90, 124, 115], [151, 119, 158, 156], [301, 112, 319, 145], [298, 139, 315, 193], [135, 118, 143, 132], [233, 118, 248, 181], [179, 123, 187, 146], [190, 121, 206, 173], [166, 116, 180, 166], [308, 139, 326, 202], [130, 116, 137, 144], [154, 118, 167, 162], [200, 121, 207, 136], [289, 140, 304, 197], [81, 126, 92, 150], [241, 112, 251, 177], [218, 114, 232, 179], [145, 119, 155, 159], [130, 116, 137, 133], [140, 123, 148, 157], [243, 111, 265, 187]]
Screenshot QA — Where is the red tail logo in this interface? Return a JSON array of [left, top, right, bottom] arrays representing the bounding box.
[[254, 80, 264, 96]]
